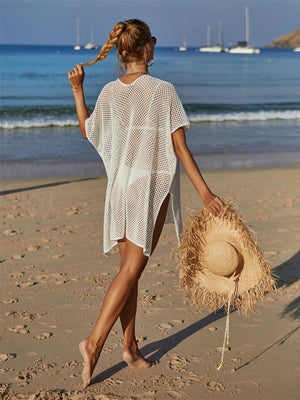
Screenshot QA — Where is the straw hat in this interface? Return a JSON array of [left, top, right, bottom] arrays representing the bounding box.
[[175, 203, 277, 316]]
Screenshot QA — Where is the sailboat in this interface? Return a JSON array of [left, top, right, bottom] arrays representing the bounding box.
[[229, 7, 260, 54], [293, 46, 300, 52], [84, 26, 98, 50], [179, 35, 187, 51], [74, 18, 81, 51], [199, 22, 227, 53]]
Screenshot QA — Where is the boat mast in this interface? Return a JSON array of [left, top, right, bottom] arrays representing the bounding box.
[[76, 18, 80, 46], [90, 26, 94, 44], [218, 21, 223, 47], [207, 25, 211, 46], [245, 7, 250, 45]]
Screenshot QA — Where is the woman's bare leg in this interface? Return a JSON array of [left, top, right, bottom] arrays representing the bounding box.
[[79, 241, 148, 387], [118, 240, 151, 368], [119, 194, 170, 368], [79, 194, 170, 386]]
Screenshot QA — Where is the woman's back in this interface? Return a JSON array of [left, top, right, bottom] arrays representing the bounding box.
[[85, 74, 189, 256]]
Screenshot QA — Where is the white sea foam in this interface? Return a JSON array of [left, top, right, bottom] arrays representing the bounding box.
[[0, 118, 79, 130], [1, 110, 300, 130], [188, 110, 300, 123]]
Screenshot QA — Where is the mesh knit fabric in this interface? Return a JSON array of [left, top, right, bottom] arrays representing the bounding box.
[[85, 75, 190, 256]]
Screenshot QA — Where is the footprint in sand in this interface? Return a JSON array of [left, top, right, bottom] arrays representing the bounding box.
[[6, 325, 29, 335], [2, 297, 19, 304], [136, 336, 147, 343], [170, 319, 185, 324], [0, 368, 15, 374], [206, 380, 225, 392], [167, 353, 189, 373], [208, 326, 217, 332], [216, 346, 231, 353], [34, 359, 56, 371], [2, 229, 20, 236], [25, 245, 40, 252], [9, 271, 25, 278], [24, 265, 36, 270], [15, 368, 37, 387], [12, 254, 24, 260], [0, 353, 16, 362], [33, 332, 52, 340], [62, 360, 79, 368], [156, 322, 174, 331], [6, 310, 43, 321], [16, 280, 37, 288]]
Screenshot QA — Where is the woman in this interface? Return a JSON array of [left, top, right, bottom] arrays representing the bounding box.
[[68, 19, 223, 388]]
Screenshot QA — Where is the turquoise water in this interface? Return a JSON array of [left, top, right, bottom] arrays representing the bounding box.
[[1, 45, 300, 178]]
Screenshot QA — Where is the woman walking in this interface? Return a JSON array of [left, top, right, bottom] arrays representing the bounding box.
[[68, 19, 223, 388]]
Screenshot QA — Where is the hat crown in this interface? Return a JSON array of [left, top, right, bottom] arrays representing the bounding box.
[[203, 240, 241, 277]]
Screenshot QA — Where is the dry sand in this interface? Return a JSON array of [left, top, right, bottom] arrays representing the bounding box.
[[1, 167, 300, 400]]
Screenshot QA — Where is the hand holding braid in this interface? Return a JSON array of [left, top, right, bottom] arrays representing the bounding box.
[[81, 22, 126, 67]]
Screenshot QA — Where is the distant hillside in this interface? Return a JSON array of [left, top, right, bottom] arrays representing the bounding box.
[[265, 29, 300, 48]]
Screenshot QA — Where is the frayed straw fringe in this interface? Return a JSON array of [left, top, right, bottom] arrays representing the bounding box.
[[174, 203, 277, 316]]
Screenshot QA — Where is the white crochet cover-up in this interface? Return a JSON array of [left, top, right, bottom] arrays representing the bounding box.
[[85, 74, 190, 256]]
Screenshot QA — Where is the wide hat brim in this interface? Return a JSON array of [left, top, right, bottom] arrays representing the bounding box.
[[175, 203, 277, 315]]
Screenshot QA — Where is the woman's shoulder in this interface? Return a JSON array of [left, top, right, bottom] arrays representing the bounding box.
[[147, 75, 174, 88], [144, 76, 177, 97]]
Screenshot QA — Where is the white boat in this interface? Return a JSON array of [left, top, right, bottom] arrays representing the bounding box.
[[229, 7, 260, 54], [74, 18, 81, 50], [293, 46, 300, 52], [199, 22, 228, 53], [84, 26, 98, 50], [179, 35, 187, 51]]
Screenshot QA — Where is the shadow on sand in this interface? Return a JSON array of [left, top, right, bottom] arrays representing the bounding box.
[[0, 177, 99, 196], [274, 250, 300, 319], [92, 250, 300, 384], [91, 311, 225, 385]]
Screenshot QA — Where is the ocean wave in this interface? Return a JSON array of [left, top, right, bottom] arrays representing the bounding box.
[[188, 110, 300, 123], [0, 118, 79, 130], [1, 109, 300, 130]]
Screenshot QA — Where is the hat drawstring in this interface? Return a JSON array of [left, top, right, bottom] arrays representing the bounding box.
[[217, 278, 237, 370], [217, 294, 231, 370]]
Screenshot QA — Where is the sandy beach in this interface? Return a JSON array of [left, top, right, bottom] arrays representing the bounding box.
[[1, 167, 300, 400]]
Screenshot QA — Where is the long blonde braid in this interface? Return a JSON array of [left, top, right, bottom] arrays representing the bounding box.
[[81, 19, 152, 67], [81, 22, 126, 66]]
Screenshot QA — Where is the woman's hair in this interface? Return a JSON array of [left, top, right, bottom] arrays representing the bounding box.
[[81, 19, 152, 67]]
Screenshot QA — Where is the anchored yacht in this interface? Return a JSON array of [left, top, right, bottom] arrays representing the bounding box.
[[229, 7, 260, 54]]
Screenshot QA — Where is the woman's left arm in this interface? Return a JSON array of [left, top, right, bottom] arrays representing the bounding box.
[[68, 64, 89, 139], [172, 127, 224, 217]]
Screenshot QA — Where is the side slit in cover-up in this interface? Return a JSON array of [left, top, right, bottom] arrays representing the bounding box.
[[85, 75, 190, 256]]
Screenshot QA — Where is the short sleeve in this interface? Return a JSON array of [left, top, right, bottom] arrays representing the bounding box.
[[85, 83, 111, 156], [85, 94, 102, 154], [169, 84, 190, 134]]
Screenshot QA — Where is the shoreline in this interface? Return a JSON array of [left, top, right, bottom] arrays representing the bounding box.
[[1, 164, 300, 188], [1, 151, 300, 181]]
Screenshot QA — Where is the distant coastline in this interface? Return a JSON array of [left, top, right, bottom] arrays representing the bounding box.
[[265, 29, 300, 48]]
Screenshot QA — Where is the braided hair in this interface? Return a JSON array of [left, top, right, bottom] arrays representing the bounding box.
[[81, 19, 152, 67]]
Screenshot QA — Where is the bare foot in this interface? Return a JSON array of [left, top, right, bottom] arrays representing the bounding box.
[[79, 339, 100, 387], [123, 349, 153, 369]]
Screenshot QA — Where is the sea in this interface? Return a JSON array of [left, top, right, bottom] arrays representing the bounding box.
[[1, 44, 300, 179]]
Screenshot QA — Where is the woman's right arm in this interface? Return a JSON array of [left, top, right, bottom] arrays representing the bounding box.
[[172, 127, 224, 217], [68, 64, 89, 139]]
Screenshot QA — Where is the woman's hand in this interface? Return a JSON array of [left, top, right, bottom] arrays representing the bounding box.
[[202, 191, 224, 218], [68, 64, 85, 89]]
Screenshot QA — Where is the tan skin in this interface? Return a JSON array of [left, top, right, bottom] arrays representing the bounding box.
[[68, 39, 224, 388]]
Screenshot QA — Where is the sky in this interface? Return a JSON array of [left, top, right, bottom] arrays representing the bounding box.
[[1, 0, 300, 48]]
